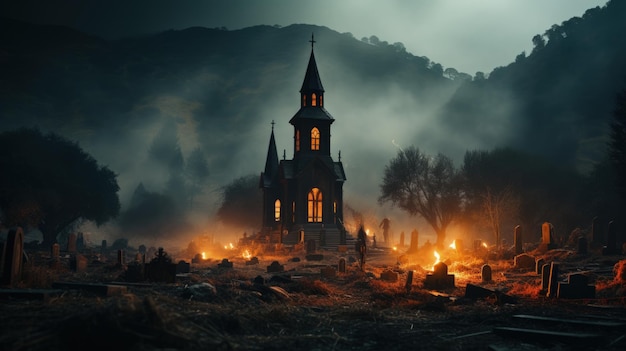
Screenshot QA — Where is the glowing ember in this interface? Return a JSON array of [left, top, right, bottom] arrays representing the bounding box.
[[224, 243, 235, 250], [242, 249, 252, 260], [201, 252, 206, 260], [433, 250, 441, 265], [482, 242, 488, 248], [392, 246, 397, 251], [449, 240, 457, 250]]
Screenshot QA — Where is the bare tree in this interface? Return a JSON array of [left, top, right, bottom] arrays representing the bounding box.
[[379, 146, 463, 248], [481, 187, 520, 248]]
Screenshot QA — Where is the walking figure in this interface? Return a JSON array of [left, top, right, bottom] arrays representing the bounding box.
[[356, 225, 367, 271], [379, 217, 391, 244]]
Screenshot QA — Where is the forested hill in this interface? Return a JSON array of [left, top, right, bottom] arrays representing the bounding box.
[[438, 0, 626, 172]]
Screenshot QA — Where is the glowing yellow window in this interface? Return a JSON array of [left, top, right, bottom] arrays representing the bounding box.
[[274, 199, 281, 222], [307, 188, 322, 222], [312, 93, 317, 106], [295, 130, 300, 151], [311, 127, 320, 150]]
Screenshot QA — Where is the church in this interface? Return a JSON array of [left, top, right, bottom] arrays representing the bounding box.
[[260, 36, 347, 246]]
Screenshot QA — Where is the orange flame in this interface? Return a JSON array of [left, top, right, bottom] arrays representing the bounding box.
[[482, 242, 488, 248], [433, 250, 441, 265], [224, 243, 235, 250], [242, 249, 252, 260], [201, 252, 206, 260], [449, 240, 457, 250]]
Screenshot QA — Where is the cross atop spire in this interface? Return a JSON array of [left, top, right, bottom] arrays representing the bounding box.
[[309, 33, 316, 49], [271, 120, 275, 131]]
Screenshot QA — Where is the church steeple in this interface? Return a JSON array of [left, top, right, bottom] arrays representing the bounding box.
[[261, 121, 279, 187], [300, 34, 324, 108]]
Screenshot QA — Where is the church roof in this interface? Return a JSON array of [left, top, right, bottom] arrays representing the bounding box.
[[289, 106, 334, 124], [260, 128, 279, 188], [300, 49, 324, 94], [281, 157, 346, 182]]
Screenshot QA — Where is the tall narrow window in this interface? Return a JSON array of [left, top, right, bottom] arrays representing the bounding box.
[[307, 188, 322, 222], [274, 199, 281, 222], [292, 202, 296, 223], [295, 130, 300, 151], [312, 93, 317, 106], [302, 95, 306, 106], [320, 95, 323, 106], [311, 127, 320, 151], [333, 201, 337, 223]]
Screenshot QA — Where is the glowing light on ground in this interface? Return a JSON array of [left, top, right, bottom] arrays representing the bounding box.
[[201, 252, 206, 260], [449, 240, 457, 250], [392, 246, 397, 251]]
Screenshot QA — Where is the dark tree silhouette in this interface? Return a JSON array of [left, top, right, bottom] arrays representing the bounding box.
[[379, 146, 462, 248], [609, 88, 626, 200], [217, 175, 262, 229], [0, 128, 120, 246]]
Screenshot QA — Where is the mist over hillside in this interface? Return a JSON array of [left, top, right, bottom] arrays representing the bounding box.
[[1, 0, 624, 245]]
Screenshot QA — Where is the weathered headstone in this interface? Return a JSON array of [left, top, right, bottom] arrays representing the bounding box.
[[380, 270, 398, 282], [338, 258, 346, 273], [267, 261, 284, 273], [101, 239, 107, 254], [145, 248, 176, 283], [591, 216, 601, 245], [70, 254, 88, 272], [217, 258, 233, 269], [192, 253, 203, 263], [306, 239, 317, 254], [514, 225, 523, 255], [117, 249, 126, 266], [535, 258, 545, 275], [176, 260, 190, 274], [1, 227, 24, 286], [424, 262, 455, 289], [547, 262, 560, 298], [320, 266, 336, 279], [577, 236, 588, 255], [405, 270, 414, 293], [541, 263, 551, 294], [245, 256, 260, 265], [66, 233, 77, 253], [557, 273, 595, 299], [51, 243, 60, 260], [514, 253, 536, 270], [481, 264, 492, 282], [539, 222, 557, 252], [409, 229, 419, 252], [602, 220, 620, 255]]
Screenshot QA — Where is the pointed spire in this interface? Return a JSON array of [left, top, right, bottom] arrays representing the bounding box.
[[300, 33, 324, 94], [263, 122, 279, 181]]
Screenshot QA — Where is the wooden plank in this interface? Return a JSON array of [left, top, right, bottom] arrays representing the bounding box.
[[493, 327, 603, 345], [52, 282, 127, 296], [513, 314, 625, 328]]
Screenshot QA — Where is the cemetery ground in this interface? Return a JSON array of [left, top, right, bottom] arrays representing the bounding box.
[[1, 241, 626, 350]]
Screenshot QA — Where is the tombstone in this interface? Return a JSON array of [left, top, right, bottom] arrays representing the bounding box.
[[535, 258, 545, 275], [51, 243, 60, 260], [423, 262, 455, 290], [101, 239, 107, 254], [540, 263, 551, 294], [602, 220, 620, 255], [380, 270, 398, 282], [399, 231, 405, 248], [546, 262, 560, 298], [176, 260, 190, 274], [409, 229, 419, 253], [539, 222, 557, 252], [591, 216, 601, 245], [557, 273, 595, 299], [217, 258, 233, 269], [1, 227, 24, 286], [514, 225, 523, 255], [513, 253, 536, 271], [66, 233, 77, 253], [117, 249, 126, 266], [76, 232, 85, 251], [192, 253, 203, 264], [145, 248, 176, 283], [321, 266, 336, 279], [577, 236, 588, 255], [267, 261, 284, 273], [125, 262, 145, 282], [245, 256, 260, 265], [405, 270, 414, 293], [338, 258, 346, 273], [481, 264, 492, 283], [70, 254, 88, 272], [138, 244, 147, 254], [319, 226, 326, 247], [306, 239, 317, 254]]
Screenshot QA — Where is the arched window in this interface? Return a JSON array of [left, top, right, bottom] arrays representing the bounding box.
[[311, 127, 320, 151], [295, 130, 300, 151], [307, 188, 322, 222], [333, 201, 337, 223], [312, 93, 317, 106], [274, 199, 281, 222]]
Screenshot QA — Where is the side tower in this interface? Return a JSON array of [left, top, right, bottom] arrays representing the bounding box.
[[260, 35, 346, 246]]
